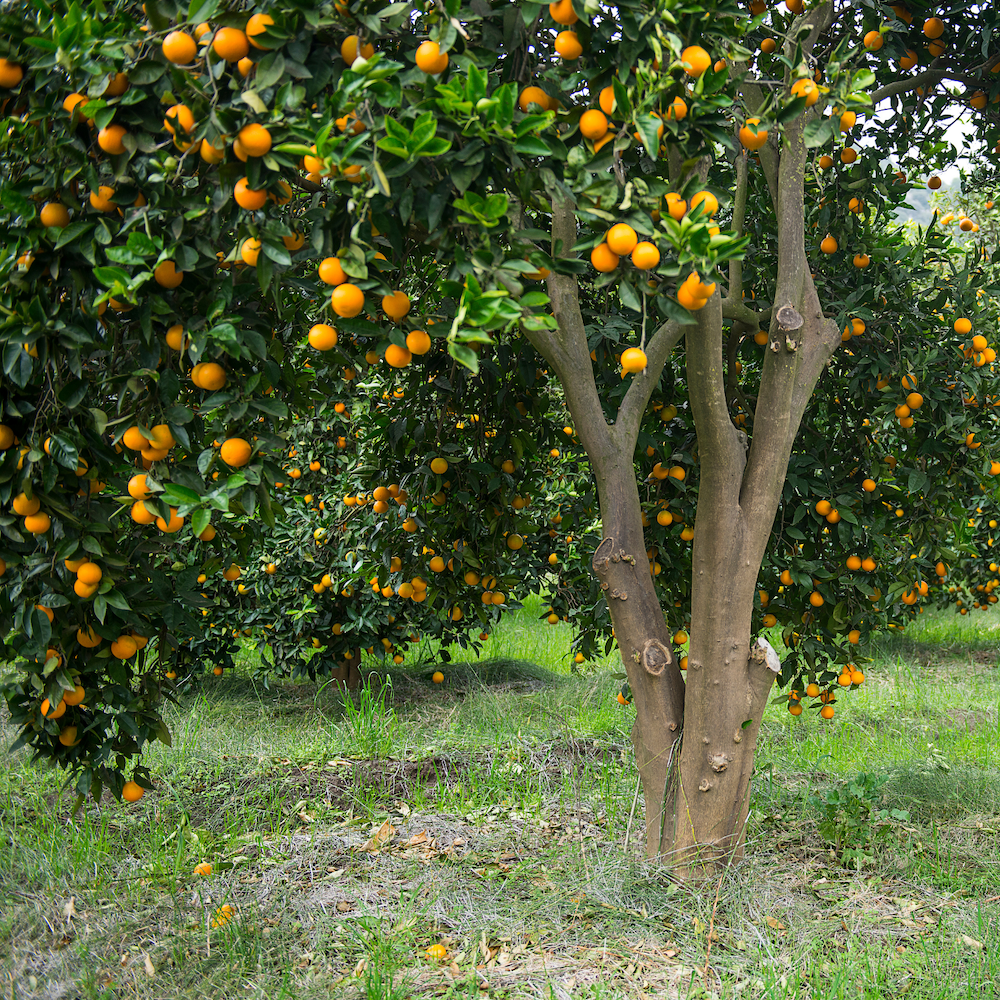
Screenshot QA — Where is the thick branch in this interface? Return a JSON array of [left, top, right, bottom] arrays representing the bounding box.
[[722, 298, 770, 328]]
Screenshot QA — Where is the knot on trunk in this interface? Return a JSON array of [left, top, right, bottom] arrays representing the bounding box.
[[776, 303, 803, 331], [639, 638, 671, 677], [709, 753, 730, 773], [592, 536, 615, 573]]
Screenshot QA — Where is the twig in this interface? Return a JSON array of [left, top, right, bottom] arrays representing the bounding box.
[[702, 866, 725, 988]]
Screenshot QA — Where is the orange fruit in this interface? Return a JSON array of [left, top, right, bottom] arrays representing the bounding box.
[[155, 508, 184, 533], [77, 562, 102, 586], [954, 317, 972, 334], [89, 186, 117, 212], [220, 437, 252, 467], [620, 348, 647, 373], [549, 0, 578, 24], [819, 705, 835, 720], [246, 13, 275, 48], [111, 635, 138, 659], [282, 231, 305, 251], [122, 780, 145, 802], [223, 564, 242, 581], [631, 242, 660, 270], [194, 861, 214, 876], [0, 58, 23, 88], [131, 500, 156, 524], [415, 40, 449, 74], [864, 30, 883, 49], [163, 103, 195, 139], [555, 31, 583, 59], [590, 243, 619, 272], [790, 78, 819, 105], [13, 492, 40, 515], [382, 290, 411, 319], [234, 177, 267, 210], [519, 86, 550, 112], [308, 323, 338, 350], [238, 123, 271, 156], [213, 27, 249, 61], [606, 223, 638, 255], [820, 234, 838, 254], [406, 329, 432, 354], [923, 16, 944, 38], [664, 96, 687, 120], [341, 34, 374, 64], [24, 512, 51, 534], [680, 45, 711, 76], [739, 118, 768, 150], [154, 260, 183, 288], [690, 190, 719, 217], [200, 137, 226, 164], [331, 283, 365, 317], [240, 238, 261, 266], [162, 30, 197, 64], [430, 457, 449, 474], [580, 109, 608, 140], [97, 123, 128, 154], [598, 86, 616, 115], [40, 203, 70, 228], [385, 343, 412, 367], [318, 257, 347, 285]]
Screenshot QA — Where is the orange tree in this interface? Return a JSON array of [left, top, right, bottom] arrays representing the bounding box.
[[2, 0, 1000, 871]]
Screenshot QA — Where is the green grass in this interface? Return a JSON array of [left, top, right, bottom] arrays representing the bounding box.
[[2, 602, 999, 998]]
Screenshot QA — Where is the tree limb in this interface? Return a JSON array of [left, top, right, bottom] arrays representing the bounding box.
[[728, 152, 748, 301], [613, 316, 686, 448], [870, 67, 985, 104]]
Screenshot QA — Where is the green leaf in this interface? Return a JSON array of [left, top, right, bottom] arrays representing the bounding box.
[[448, 342, 479, 373], [93, 266, 131, 288], [515, 136, 550, 157], [256, 52, 286, 90], [191, 508, 211, 539], [54, 222, 95, 249], [803, 118, 835, 149]]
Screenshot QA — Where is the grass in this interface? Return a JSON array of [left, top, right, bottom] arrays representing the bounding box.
[[2, 597, 999, 998]]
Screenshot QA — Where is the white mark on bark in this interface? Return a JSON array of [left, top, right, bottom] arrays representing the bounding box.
[[750, 637, 781, 674], [698, 779, 712, 792]]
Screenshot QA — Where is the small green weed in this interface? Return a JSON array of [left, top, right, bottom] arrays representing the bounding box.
[[809, 771, 911, 858]]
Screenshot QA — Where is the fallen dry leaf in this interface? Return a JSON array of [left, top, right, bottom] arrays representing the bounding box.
[[765, 916, 787, 931], [62, 897, 78, 921], [961, 935, 984, 951], [361, 819, 395, 852], [143, 953, 155, 978]]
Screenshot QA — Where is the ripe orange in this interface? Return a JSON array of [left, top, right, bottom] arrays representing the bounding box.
[[213, 27, 249, 61], [863, 30, 883, 49], [631, 242, 660, 269], [122, 780, 145, 802], [590, 242, 619, 272], [221, 438, 252, 467], [549, 0, 578, 24], [790, 78, 819, 105], [739, 118, 768, 150], [606, 223, 638, 256], [40, 203, 70, 228], [308, 323, 338, 350], [415, 40, 449, 74], [77, 562, 102, 586], [841, 147, 858, 163], [598, 86, 616, 115], [954, 317, 972, 334], [385, 343, 412, 368], [332, 283, 365, 317], [341, 34, 374, 64], [690, 190, 719, 217], [0, 58, 23, 88], [318, 256, 347, 285], [194, 861, 214, 876], [555, 31, 583, 59], [111, 635, 138, 659], [234, 177, 267, 210], [519, 86, 550, 112], [13, 492, 40, 515], [240, 238, 261, 266], [162, 30, 197, 64], [620, 348, 647, 373], [430, 457, 449, 474], [41, 697, 66, 719], [809, 591, 824, 607], [853, 253, 870, 269], [246, 12, 275, 48], [24, 512, 51, 534], [238, 123, 271, 156], [382, 290, 411, 319], [680, 45, 711, 77], [154, 260, 183, 288], [200, 137, 226, 164], [89, 186, 117, 212], [406, 329, 432, 355], [580, 109, 608, 140], [819, 705, 835, 720], [923, 16, 944, 38], [223, 564, 242, 581], [820, 235, 838, 254], [163, 103, 195, 139], [664, 96, 687, 120]]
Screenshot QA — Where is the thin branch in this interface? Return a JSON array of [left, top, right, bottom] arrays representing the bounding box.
[[722, 297, 770, 328], [728, 152, 749, 301], [613, 316, 686, 447], [870, 67, 985, 104]]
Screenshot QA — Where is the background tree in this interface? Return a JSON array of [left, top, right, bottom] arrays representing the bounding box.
[[1, 0, 998, 873]]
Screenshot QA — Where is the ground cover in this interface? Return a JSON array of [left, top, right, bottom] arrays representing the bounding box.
[[2, 599, 998, 999]]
